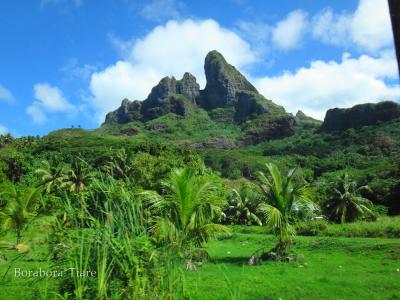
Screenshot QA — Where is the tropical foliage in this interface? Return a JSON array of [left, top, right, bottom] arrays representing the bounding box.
[[257, 162, 314, 256], [144, 166, 229, 258], [324, 173, 376, 223], [224, 186, 263, 226], [0, 185, 41, 244], [0, 117, 398, 298]]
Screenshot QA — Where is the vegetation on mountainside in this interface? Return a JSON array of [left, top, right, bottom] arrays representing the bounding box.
[[0, 100, 399, 299]]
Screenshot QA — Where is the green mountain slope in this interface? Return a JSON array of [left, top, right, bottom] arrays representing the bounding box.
[[1, 51, 399, 214]]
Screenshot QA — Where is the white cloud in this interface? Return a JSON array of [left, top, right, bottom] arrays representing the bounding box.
[[0, 84, 15, 103], [312, 0, 393, 52], [312, 9, 352, 47], [351, 0, 392, 51], [89, 19, 255, 122], [88, 14, 398, 124], [26, 104, 47, 125], [0, 124, 8, 135], [33, 83, 74, 112], [26, 83, 74, 124], [140, 0, 183, 22], [90, 62, 161, 121], [236, 10, 308, 51], [272, 10, 308, 50], [253, 51, 400, 120]]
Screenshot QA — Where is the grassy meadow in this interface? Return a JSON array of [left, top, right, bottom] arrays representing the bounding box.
[[1, 218, 400, 300]]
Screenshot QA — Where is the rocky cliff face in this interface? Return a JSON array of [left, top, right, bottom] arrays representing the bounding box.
[[198, 50, 258, 110], [234, 91, 285, 123], [104, 50, 289, 127], [176, 72, 200, 103], [321, 101, 400, 131], [104, 99, 143, 124], [104, 72, 199, 123]]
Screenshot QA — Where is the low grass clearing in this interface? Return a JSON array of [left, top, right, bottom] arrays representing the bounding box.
[[186, 232, 400, 300], [1, 219, 400, 299], [232, 216, 400, 239]]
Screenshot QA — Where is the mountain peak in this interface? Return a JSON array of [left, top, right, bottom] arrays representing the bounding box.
[[204, 50, 227, 65], [104, 50, 284, 126], [198, 50, 258, 110]]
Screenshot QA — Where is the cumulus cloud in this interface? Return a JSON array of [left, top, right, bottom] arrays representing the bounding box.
[[26, 105, 47, 125], [236, 9, 308, 51], [140, 0, 183, 22], [33, 83, 74, 111], [311, 9, 352, 47], [312, 0, 393, 52], [89, 19, 255, 122], [0, 124, 8, 135], [253, 51, 400, 120], [26, 83, 74, 124], [272, 10, 308, 50], [88, 10, 397, 124], [0, 84, 15, 103]]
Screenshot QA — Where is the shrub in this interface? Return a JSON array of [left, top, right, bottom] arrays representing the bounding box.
[[294, 216, 400, 238], [295, 220, 328, 236]]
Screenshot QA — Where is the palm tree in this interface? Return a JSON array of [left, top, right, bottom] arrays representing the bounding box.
[[35, 159, 66, 193], [103, 148, 135, 180], [225, 189, 262, 226], [257, 162, 313, 256], [144, 167, 229, 257], [326, 173, 375, 224], [0, 186, 41, 244], [62, 158, 92, 194], [61, 158, 92, 219]]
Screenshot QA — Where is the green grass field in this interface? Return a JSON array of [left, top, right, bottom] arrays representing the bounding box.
[[1, 221, 400, 299], [186, 232, 400, 300]]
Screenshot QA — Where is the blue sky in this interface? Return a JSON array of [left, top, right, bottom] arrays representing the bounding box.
[[0, 0, 398, 136]]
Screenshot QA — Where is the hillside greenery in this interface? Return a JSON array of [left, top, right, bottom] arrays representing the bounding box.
[[0, 105, 400, 299]]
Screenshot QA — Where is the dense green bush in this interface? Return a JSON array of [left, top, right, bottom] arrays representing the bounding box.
[[295, 220, 328, 236], [295, 217, 400, 238]]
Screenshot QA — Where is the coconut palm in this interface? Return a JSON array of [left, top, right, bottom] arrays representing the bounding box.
[[103, 148, 135, 180], [257, 162, 313, 256], [225, 189, 262, 226], [62, 158, 92, 194], [35, 159, 66, 193], [144, 167, 229, 256], [61, 158, 92, 219], [0, 186, 41, 244], [326, 173, 375, 224]]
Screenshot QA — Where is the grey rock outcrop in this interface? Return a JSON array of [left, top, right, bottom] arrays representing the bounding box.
[[104, 72, 199, 124], [103, 50, 291, 129], [104, 99, 142, 124], [321, 101, 400, 131], [242, 115, 296, 145], [176, 72, 200, 103], [198, 50, 258, 110], [234, 91, 285, 123], [295, 110, 308, 119], [294, 110, 322, 127]]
